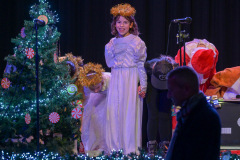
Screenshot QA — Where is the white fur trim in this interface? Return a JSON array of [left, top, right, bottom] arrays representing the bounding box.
[[190, 47, 216, 59], [223, 77, 240, 99], [185, 39, 217, 57]]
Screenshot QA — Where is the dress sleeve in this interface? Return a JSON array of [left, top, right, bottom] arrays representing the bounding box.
[[105, 39, 115, 68], [134, 40, 147, 92]]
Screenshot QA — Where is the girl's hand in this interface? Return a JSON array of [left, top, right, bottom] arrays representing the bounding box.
[[138, 86, 146, 98]]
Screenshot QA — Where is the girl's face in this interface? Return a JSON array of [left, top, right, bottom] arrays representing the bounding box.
[[115, 16, 133, 37], [89, 82, 103, 93]]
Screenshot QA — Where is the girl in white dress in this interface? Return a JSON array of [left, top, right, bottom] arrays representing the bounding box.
[[79, 63, 111, 157], [105, 3, 147, 155]]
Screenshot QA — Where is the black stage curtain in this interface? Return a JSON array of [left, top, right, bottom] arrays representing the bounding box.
[[1, 0, 240, 76], [1, 0, 240, 147]]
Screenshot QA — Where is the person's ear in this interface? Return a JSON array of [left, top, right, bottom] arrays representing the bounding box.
[[130, 22, 133, 28], [184, 84, 191, 94]]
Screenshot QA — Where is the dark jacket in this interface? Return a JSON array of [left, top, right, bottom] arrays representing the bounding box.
[[166, 93, 221, 160]]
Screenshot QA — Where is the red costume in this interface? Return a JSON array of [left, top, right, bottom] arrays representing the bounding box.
[[175, 39, 219, 92]]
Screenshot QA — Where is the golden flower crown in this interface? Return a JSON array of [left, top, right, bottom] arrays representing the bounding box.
[[65, 53, 84, 79], [59, 53, 85, 100], [78, 62, 105, 87], [110, 3, 136, 17]]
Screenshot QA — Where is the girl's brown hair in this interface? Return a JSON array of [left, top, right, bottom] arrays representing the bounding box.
[[111, 16, 139, 37]]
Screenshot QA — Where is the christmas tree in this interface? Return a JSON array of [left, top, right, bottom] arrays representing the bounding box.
[[0, 0, 82, 156]]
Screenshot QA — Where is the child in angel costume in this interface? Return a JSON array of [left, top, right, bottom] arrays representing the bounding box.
[[78, 62, 111, 157], [104, 3, 147, 154]]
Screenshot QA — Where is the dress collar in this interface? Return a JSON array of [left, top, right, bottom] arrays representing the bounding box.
[[113, 34, 136, 44]]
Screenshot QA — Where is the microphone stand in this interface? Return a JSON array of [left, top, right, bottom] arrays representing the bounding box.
[[176, 23, 189, 66], [34, 21, 40, 152]]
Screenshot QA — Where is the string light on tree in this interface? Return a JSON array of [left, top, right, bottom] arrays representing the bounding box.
[[0, 0, 82, 156]]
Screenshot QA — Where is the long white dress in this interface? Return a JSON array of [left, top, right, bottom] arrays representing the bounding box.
[[105, 34, 147, 154], [81, 72, 111, 156]]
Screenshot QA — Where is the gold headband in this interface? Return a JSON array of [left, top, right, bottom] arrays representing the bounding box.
[[110, 3, 136, 17], [78, 62, 105, 87]]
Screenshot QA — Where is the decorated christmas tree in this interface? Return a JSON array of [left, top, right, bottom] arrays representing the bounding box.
[[0, 0, 82, 156]]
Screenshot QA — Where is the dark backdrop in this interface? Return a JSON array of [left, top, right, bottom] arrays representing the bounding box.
[[1, 0, 240, 76], [1, 0, 240, 147]]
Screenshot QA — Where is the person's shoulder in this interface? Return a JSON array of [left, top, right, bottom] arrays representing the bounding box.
[[197, 97, 221, 121], [103, 72, 111, 78], [137, 36, 146, 46], [83, 86, 91, 96], [102, 72, 111, 91], [130, 35, 145, 47], [203, 105, 221, 128], [207, 104, 220, 118], [132, 35, 144, 42], [105, 37, 116, 46], [110, 37, 116, 42]]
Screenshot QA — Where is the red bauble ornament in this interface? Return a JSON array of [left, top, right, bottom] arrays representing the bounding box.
[[21, 27, 26, 38], [49, 112, 60, 123], [38, 15, 48, 25], [71, 108, 82, 119], [26, 48, 35, 59], [25, 113, 31, 124], [1, 78, 10, 89]]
